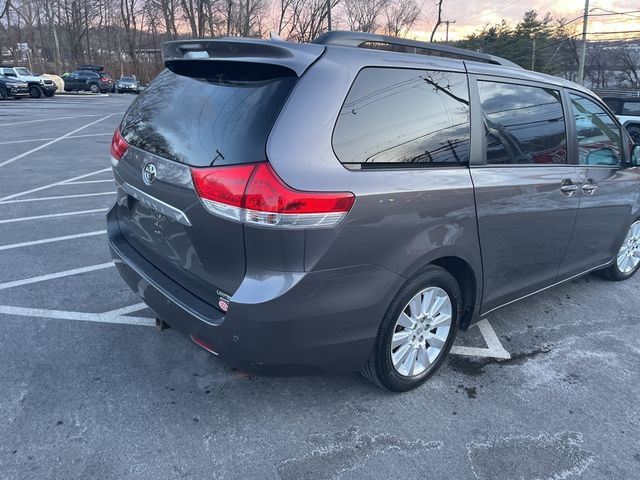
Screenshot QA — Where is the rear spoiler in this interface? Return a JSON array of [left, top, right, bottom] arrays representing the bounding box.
[[162, 39, 325, 79]]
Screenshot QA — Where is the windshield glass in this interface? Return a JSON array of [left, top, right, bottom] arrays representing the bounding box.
[[15, 67, 32, 76]]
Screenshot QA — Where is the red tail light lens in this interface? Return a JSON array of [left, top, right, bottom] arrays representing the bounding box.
[[100, 76, 109, 82], [191, 163, 355, 228], [110, 128, 129, 162], [191, 164, 256, 221]]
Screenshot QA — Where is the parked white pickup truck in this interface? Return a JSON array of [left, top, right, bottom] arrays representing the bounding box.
[[602, 96, 640, 144], [0, 66, 57, 98]]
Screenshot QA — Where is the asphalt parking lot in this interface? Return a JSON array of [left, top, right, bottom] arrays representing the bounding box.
[[1, 95, 639, 480]]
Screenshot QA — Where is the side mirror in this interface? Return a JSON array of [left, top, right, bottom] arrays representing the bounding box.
[[632, 144, 640, 166]]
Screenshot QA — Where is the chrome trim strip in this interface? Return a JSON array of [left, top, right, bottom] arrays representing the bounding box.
[[117, 181, 192, 227], [482, 260, 612, 317]]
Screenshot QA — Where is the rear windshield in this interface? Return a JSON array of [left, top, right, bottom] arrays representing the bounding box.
[[120, 69, 296, 167]]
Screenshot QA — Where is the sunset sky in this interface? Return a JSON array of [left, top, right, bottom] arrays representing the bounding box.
[[412, 0, 640, 41]]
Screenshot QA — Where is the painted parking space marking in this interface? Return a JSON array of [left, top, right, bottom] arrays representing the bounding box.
[[0, 114, 101, 127], [0, 262, 114, 291], [450, 319, 511, 360], [0, 114, 115, 168], [0, 167, 111, 202], [65, 179, 113, 185], [0, 305, 155, 327], [0, 230, 105, 252], [102, 303, 147, 316], [0, 192, 114, 205], [0, 208, 108, 225], [0, 132, 112, 146]]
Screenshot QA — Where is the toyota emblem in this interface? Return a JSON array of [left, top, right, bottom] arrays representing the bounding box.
[[142, 163, 157, 185]]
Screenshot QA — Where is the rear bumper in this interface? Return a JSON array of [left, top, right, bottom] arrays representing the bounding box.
[[107, 206, 404, 374]]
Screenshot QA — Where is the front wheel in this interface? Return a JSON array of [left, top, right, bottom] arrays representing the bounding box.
[[598, 220, 640, 281], [0, 86, 7, 101], [29, 85, 42, 98], [362, 265, 459, 392], [627, 126, 640, 144]]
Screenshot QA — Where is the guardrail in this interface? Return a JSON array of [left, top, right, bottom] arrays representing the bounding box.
[[593, 88, 640, 98]]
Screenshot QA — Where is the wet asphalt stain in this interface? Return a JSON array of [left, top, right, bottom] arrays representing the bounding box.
[[449, 345, 553, 377], [467, 432, 594, 480], [277, 428, 442, 480]]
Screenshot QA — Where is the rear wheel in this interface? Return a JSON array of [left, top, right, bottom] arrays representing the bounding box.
[[0, 86, 7, 101], [627, 125, 640, 144], [89, 83, 100, 94], [598, 220, 640, 281], [29, 85, 42, 98], [362, 265, 459, 392]]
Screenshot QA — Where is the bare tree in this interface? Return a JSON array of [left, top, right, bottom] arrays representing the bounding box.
[[429, 0, 442, 42], [384, 0, 419, 37], [342, 0, 387, 33]]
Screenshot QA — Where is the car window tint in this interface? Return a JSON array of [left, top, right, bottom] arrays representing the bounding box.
[[120, 69, 297, 167], [622, 101, 640, 116], [333, 68, 470, 169], [569, 93, 622, 166], [478, 82, 567, 165]]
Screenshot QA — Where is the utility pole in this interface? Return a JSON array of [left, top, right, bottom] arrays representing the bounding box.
[[327, 0, 332, 31], [531, 37, 536, 70], [444, 20, 456, 44], [577, 0, 590, 84]]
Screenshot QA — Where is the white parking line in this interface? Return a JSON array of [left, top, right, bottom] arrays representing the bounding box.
[[0, 230, 105, 252], [0, 208, 108, 225], [0, 167, 111, 202], [0, 114, 100, 127], [450, 319, 511, 360], [0, 262, 114, 290], [65, 179, 113, 185], [0, 114, 115, 168], [0, 132, 112, 145], [0, 192, 114, 205], [102, 303, 148, 316], [0, 305, 155, 327]]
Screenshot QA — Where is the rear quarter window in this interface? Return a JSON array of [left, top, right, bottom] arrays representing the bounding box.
[[332, 67, 471, 169], [120, 69, 296, 167]]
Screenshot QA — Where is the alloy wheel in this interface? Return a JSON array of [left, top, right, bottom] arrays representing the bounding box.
[[617, 221, 640, 274], [390, 286, 452, 377]]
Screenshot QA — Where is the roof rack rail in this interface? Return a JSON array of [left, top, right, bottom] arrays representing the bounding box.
[[313, 31, 521, 69]]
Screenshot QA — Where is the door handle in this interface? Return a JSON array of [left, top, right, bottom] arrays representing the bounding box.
[[582, 179, 598, 195], [560, 179, 579, 197]]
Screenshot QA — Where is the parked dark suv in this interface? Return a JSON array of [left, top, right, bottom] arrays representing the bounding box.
[[108, 32, 640, 391], [63, 70, 114, 93], [0, 73, 29, 99]]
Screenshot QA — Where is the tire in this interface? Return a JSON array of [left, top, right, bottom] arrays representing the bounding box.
[[100, 89, 107, 94], [598, 220, 640, 281], [29, 85, 42, 98], [627, 125, 640, 145], [89, 83, 100, 94], [0, 86, 7, 101], [362, 265, 460, 392]]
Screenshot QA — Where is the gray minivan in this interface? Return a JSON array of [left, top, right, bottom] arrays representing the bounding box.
[[108, 31, 640, 391]]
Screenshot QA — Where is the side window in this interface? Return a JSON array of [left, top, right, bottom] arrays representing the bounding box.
[[478, 81, 567, 165], [622, 101, 640, 116], [333, 68, 470, 169], [569, 93, 622, 166]]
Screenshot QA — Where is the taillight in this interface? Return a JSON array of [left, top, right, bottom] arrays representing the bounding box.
[[191, 164, 255, 221], [110, 128, 129, 164], [191, 163, 354, 228], [100, 76, 109, 82]]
